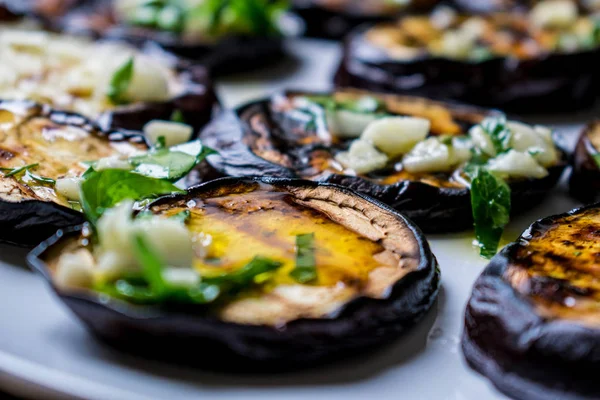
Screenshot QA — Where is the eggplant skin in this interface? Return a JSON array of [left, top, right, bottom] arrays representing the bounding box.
[[462, 204, 600, 400], [27, 177, 440, 367], [292, 0, 439, 39], [198, 94, 567, 233], [335, 25, 600, 113], [569, 121, 600, 203], [0, 101, 148, 247]]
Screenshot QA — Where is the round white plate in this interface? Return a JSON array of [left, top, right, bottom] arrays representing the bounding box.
[[0, 39, 593, 400]]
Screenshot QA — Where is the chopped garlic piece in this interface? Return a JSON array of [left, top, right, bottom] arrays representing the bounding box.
[[530, 0, 578, 29], [403, 137, 454, 173], [95, 155, 133, 171], [123, 55, 172, 103], [144, 120, 193, 147], [327, 110, 379, 138], [162, 267, 200, 287], [469, 124, 497, 157], [335, 139, 389, 174], [361, 116, 430, 157], [55, 177, 82, 201], [487, 150, 548, 179], [437, 30, 476, 59], [55, 249, 95, 290], [507, 121, 558, 167], [136, 218, 194, 268]]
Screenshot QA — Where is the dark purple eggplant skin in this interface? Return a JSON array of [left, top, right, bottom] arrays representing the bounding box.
[[334, 24, 600, 113], [292, 0, 439, 39], [569, 121, 600, 203], [198, 94, 568, 233], [462, 203, 600, 400], [27, 176, 441, 368], [0, 101, 148, 247]]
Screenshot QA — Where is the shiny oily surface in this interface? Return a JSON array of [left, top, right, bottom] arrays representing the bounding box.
[[506, 206, 600, 326], [153, 181, 422, 325], [0, 102, 144, 206], [365, 12, 599, 60], [247, 89, 491, 188], [49, 181, 423, 326]]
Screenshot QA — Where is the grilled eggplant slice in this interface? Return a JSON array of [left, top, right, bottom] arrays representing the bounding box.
[[570, 121, 600, 202], [0, 25, 217, 132], [293, 0, 438, 39], [335, 5, 600, 112], [0, 100, 148, 246], [463, 203, 600, 400], [18, 0, 298, 76], [198, 89, 567, 232], [27, 177, 440, 365]]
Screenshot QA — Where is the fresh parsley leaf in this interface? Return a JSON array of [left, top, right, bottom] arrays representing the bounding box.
[[132, 234, 167, 296], [290, 233, 317, 283], [203, 256, 283, 287], [170, 109, 185, 123], [107, 57, 134, 105], [80, 169, 184, 224], [481, 117, 512, 155], [467, 166, 511, 259], [593, 153, 600, 170], [128, 139, 216, 181]]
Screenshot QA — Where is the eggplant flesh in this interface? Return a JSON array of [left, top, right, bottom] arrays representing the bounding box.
[[20, 0, 288, 76], [27, 177, 440, 366], [0, 100, 147, 246], [335, 13, 600, 113], [569, 121, 600, 202], [198, 89, 567, 233], [463, 203, 600, 400]]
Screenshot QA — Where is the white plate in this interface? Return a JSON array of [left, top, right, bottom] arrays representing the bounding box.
[[0, 39, 594, 400]]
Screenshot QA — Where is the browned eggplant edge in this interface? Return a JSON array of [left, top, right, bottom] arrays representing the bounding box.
[[334, 24, 600, 113], [26, 176, 440, 368], [569, 121, 600, 203], [198, 94, 568, 233], [0, 100, 149, 247], [462, 203, 600, 400]]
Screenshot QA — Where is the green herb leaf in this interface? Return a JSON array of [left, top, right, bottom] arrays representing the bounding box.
[[306, 95, 385, 115], [593, 153, 600, 170], [481, 117, 512, 155], [128, 139, 216, 181], [290, 233, 317, 283], [80, 169, 184, 224], [107, 57, 134, 105], [132, 233, 167, 296], [25, 170, 55, 185], [467, 166, 511, 259], [203, 256, 283, 287], [170, 109, 185, 123], [0, 163, 39, 177]]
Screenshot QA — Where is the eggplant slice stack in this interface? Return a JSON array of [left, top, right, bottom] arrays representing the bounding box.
[[28, 177, 440, 366], [7, 0, 299, 76], [463, 204, 600, 400], [570, 121, 600, 202], [199, 89, 567, 232], [335, 4, 600, 112], [0, 100, 147, 246]]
